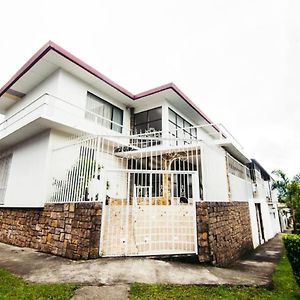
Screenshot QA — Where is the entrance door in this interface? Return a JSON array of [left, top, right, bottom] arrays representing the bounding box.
[[99, 170, 198, 257], [255, 203, 265, 244]]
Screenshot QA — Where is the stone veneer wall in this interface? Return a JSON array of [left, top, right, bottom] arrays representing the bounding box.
[[0, 201, 252, 264], [197, 201, 253, 266], [0, 203, 102, 259]]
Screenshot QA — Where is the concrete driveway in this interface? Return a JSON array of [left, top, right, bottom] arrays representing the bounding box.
[[0, 234, 283, 287]]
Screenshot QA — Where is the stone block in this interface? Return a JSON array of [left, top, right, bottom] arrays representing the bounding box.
[[64, 204, 70, 211], [69, 204, 75, 212], [65, 224, 72, 233], [51, 220, 58, 227]]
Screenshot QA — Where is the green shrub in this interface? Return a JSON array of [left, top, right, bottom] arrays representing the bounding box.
[[283, 234, 300, 285]]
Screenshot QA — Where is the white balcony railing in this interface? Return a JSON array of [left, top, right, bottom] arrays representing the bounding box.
[[0, 93, 125, 139], [0, 92, 245, 151], [48, 133, 201, 204], [227, 153, 251, 181]]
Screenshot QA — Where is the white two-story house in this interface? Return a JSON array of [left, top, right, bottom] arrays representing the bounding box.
[[0, 41, 280, 264]]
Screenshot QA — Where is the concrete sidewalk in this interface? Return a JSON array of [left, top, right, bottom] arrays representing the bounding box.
[[0, 234, 283, 286]]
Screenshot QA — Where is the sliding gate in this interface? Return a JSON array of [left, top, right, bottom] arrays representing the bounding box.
[[100, 170, 199, 257]]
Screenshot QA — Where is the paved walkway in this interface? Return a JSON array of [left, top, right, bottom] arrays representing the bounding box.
[[0, 234, 283, 299]]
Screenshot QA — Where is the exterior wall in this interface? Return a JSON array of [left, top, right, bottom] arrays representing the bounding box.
[[5, 70, 60, 118], [0, 200, 253, 265], [3, 130, 51, 207], [0, 203, 102, 259], [1, 69, 132, 148], [201, 144, 228, 201], [268, 203, 281, 235], [197, 201, 253, 266], [249, 197, 281, 249], [260, 200, 276, 241], [254, 179, 266, 200], [228, 174, 252, 201], [55, 70, 131, 135]]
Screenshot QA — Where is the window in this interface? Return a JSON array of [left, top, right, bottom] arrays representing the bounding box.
[[134, 107, 162, 147], [134, 107, 162, 134], [0, 154, 12, 205], [85, 92, 123, 133], [168, 109, 197, 144]]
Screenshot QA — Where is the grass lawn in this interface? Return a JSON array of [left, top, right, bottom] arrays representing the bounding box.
[[130, 254, 300, 300], [0, 268, 78, 300]]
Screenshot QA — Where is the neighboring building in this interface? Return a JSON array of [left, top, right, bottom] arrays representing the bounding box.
[[0, 41, 280, 265], [277, 203, 292, 232]]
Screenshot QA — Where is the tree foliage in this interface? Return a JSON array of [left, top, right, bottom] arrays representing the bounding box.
[[271, 170, 290, 201], [272, 170, 300, 233], [283, 234, 300, 286]]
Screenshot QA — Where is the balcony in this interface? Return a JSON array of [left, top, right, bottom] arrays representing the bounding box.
[[0, 93, 250, 167], [0, 93, 125, 149], [197, 123, 250, 164]]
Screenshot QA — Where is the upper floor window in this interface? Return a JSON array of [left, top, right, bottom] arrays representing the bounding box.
[[134, 107, 162, 134], [85, 92, 123, 133], [168, 109, 197, 144]]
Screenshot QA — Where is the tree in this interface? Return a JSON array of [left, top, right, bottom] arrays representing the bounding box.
[[271, 170, 289, 201], [272, 170, 300, 233]]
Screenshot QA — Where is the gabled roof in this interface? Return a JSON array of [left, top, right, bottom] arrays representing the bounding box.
[[0, 41, 214, 125]]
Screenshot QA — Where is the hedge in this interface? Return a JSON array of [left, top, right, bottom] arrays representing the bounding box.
[[283, 234, 300, 285]]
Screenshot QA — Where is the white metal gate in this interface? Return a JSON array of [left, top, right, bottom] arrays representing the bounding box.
[[47, 134, 201, 257], [99, 170, 198, 257]]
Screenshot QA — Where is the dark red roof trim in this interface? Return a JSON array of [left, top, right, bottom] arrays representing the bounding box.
[[0, 41, 214, 125]]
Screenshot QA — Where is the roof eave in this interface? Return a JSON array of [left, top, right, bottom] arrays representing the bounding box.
[[0, 41, 216, 129]]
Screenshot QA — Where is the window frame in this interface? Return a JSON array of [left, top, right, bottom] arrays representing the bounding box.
[[134, 106, 162, 134], [86, 92, 124, 133], [168, 108, 197, 144]]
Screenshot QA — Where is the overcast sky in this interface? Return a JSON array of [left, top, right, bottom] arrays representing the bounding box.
[[0, 1, 299, 178]]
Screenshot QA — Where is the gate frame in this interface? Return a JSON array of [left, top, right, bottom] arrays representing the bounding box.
[[99, 169, 200, 257]]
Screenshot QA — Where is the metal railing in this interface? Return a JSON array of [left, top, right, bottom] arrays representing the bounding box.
[[48, 134, 201, 204], [0, 93, 244, 158], [0, 93, 125, 135], [226, 153, 251, 181]]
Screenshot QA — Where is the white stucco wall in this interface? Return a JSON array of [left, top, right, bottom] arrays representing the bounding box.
[[55, 70, 131, 135], [229, 174, 252, 201], [5, 70, 60, 118], [269, 203, 281, 235], [201, 143, 228, 201], [2, 69, 132, 144], [260, 199, 275, 241], [4, 130, 51, 207]]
